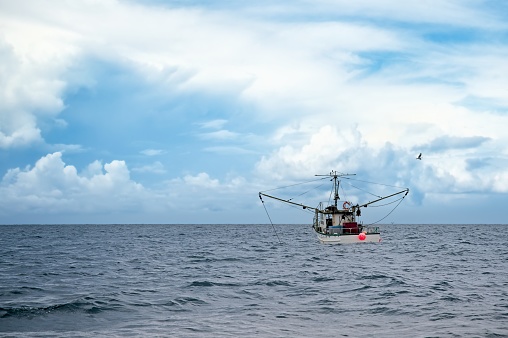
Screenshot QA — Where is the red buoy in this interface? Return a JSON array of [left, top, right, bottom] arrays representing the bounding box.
[[358, 232, 366, 241]]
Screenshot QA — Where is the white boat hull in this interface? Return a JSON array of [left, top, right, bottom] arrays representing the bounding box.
[[317, 233, 381, 244]]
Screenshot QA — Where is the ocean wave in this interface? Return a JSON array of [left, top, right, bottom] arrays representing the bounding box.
[[189, 280, 242, 287], [360, 273, 391, 280], [260, 280, 293, 287], [311, 276, 335, 282], [0, 299, 109, 319]]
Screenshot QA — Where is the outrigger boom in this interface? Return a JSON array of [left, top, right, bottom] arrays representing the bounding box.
[[258, 192, 317, 212]]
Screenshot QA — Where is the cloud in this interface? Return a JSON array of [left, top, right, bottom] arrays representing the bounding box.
[[198, 130, 239, 140], [0, 152, 146, 215], [182, 172, 219, 188], [0, 40, 41, 148], [296, 0, 506, 29], [163, 171, 253, 215], [416, 135, 491, 153], [0, 152, 255, 222], [140, 149, 165, 156], [199, 119, 228, 129], [255, 125, 508, 206], [257, 125, 363, 180], [1, 0, 508, 223], [132, 161, 166, 174], [465, 157, 492, 171], [49, 143, 86, 153], [2, 0, 507, 151], [0, 28, 74, 149], [203, 146, 256, 155], [456, 95, 508, 114]]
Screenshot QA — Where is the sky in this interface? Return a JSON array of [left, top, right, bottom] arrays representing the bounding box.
[[1, 0, 508, 224]]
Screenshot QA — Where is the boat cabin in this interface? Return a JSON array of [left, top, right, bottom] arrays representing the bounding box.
[[314, 203, 361, 235]]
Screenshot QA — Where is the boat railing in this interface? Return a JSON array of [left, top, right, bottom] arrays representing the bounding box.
[[364, 226, 380, 234], [326, 226, 380, 235]]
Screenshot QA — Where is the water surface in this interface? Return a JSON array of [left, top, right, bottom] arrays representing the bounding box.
[[1, 224, 507, 337]]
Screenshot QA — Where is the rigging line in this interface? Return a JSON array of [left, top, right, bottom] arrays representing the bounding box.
[[288, 183, 326, 201], [339, 183, 349, 202], [363, 195, 407, 226], [259, 194, 282, 244], [343, 177, 407, 190], [367, 196, 404, 208], [260, 177, 329, 193], [343, 181, 381, 199], [327, 182, 334, 205]]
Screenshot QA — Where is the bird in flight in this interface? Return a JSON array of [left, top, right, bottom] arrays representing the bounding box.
[[416, 153, 422, 160]]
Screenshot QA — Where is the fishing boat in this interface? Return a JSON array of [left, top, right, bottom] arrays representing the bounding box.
[[259, 171, 409, 244]]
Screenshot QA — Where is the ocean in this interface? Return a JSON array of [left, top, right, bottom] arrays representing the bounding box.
[[0, 224, 507, 337]]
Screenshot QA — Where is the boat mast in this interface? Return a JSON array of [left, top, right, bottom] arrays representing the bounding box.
[[333, 172, 339, 208], [315, 171, 355, 208]]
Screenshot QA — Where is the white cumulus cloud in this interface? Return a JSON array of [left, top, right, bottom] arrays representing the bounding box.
[[0, 152, 146, 215]]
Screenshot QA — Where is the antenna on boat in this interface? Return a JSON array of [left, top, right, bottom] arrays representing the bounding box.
[[315, 171, 356, 208]]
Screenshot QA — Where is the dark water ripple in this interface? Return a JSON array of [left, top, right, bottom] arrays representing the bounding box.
[[0, 224, 507, 337]]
